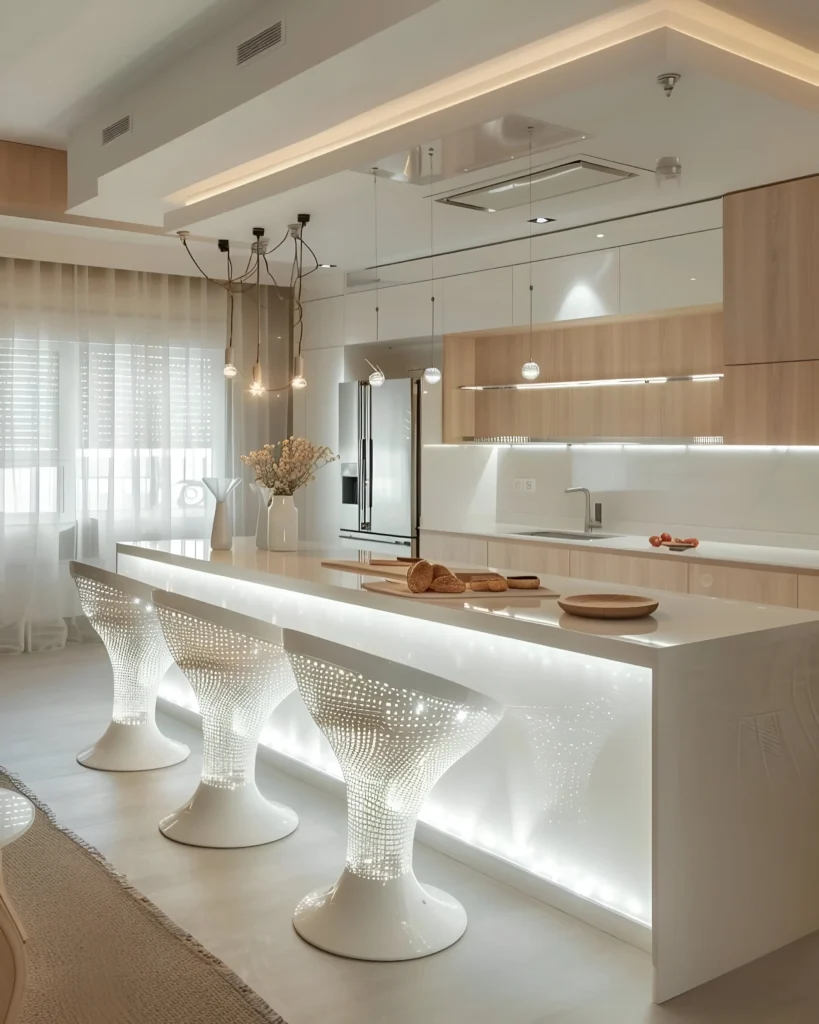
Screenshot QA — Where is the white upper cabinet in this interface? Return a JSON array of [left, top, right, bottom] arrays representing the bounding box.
[[619, 229, 723, 315], [302, 295, 344, 351], [441, 267, 514, 334], [343, 281, 442, 344], [512, 248, 620, 326]]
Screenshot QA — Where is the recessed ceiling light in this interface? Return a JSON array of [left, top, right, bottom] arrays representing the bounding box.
[[528, 216, 554, 224], [596, 232, 605, 238], [690, 276, 696, 281], [319, 263, 337, 268]]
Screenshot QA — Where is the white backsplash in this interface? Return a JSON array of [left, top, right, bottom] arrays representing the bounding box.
[[424, 446, 819, 550]]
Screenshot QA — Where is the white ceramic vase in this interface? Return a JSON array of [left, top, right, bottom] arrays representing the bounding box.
[[254, 485, 274, 550], [202, 478, 241, 551], [269, 495, 299, 551]]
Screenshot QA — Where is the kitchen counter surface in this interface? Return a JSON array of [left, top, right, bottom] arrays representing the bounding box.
[[117, 538, 819, 672], [421, 522, 819, 574]]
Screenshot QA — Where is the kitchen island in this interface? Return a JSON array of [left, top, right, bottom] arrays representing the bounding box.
[[117, 538, 819, 1002]]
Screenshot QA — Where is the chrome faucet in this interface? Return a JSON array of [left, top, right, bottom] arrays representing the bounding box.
[[565, 487, 603, 533]]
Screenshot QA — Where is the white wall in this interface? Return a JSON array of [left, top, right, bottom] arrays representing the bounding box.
[[423, 445, 819, 551]]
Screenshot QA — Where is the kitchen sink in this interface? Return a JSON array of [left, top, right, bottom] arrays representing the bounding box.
[[515, 530, 620, 541]]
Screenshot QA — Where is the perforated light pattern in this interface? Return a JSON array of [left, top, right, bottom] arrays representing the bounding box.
[[158, 608, 296, 789], [72, 573, 172, 726], [288, 654, 502, 881]]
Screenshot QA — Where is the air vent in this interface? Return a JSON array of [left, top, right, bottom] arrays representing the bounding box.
[[237, 21, 284, 65], [101, 115, 131, 146]]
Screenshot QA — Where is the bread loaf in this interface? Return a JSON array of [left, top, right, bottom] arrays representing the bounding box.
[[506, 575, 540, 590], [431, 563, 452, 580], [429, 574, 467, 594], [469, 578, 508, 592], [407, 560, 434, 593]]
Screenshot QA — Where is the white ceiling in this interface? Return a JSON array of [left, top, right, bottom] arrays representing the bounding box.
[[0, 0, 253, 146]]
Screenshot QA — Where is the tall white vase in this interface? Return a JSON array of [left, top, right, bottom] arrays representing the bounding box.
[[202, 478, 240, 551], [254, 485, 274, 550], [269, 495, 299, 551]]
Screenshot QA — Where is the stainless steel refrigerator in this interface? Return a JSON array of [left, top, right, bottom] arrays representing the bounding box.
[[338, 378, 420, 554]]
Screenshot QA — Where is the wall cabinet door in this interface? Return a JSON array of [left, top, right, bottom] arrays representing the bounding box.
[[344, 282, 442, 345], [619, 230, 723, 315], [688, 564, 798, 607], [512, 249, 620, 326], [442, 268, 514, 335], [569, 550, 689, 592], [723, 361, 819, 444]]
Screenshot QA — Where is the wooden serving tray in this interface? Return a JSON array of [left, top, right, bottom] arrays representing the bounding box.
[[321, 559, 414, 580], [362, 580, 559, 601], [557, 593, 659, 619]]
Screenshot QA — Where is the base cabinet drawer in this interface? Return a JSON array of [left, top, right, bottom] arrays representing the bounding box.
[[798, 575, 819, 611], [487, 540, 571, 575], [420, 532, 488, 565], [569, 550, 688, 592], [689, 564, 798, 607]]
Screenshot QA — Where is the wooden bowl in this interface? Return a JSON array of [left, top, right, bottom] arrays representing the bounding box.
[[505, 575, 541, 590], [557, 594, 659, 620]]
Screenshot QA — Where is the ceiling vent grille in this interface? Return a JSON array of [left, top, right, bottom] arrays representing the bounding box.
[[101, 115, 131, 146], [237, 21, 284, 65]]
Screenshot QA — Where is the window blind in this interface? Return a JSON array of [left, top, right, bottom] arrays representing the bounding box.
[[0, 346, 59, 464]]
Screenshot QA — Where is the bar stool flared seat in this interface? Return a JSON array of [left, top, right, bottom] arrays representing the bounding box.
[[283, 629, 503, 961], [153, 591, 298, 848], [69, 562, 189, 771]]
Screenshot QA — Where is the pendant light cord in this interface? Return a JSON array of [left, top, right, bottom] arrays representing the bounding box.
[[528, 126, 534, 363], [429, 146, 435, 366], [372, 167, 380, 345]]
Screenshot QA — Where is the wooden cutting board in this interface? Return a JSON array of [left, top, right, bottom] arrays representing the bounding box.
[[557, 593, 659, 619], [362, 580, 559, 601], [321, 559, 414, 580]]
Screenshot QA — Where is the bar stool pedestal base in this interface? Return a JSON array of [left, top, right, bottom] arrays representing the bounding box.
[[159, 780, 298, 849], [78, 720, 190, 772]]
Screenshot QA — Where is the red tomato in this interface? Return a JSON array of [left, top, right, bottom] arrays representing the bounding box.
[[649, 535, 662, 547], [683, 537, 700, 548], [660, 532, 672, 542]]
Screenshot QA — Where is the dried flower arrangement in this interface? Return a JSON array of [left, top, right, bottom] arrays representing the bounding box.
[[241, 437, 338, 496]]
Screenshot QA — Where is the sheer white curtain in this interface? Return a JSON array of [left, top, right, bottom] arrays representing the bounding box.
[[0, 258, 227, 654]]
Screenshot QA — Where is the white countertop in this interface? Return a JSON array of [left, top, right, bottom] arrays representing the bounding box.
[[421, 522, 819, 574], [117, 538, 819, 669]]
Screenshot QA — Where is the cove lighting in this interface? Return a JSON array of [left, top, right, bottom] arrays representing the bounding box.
[[460, 373, 723, 391]]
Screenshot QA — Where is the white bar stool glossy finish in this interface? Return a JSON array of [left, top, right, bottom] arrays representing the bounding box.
[[283, 629, 503, 961], [0, 791, 34, 1024], [69, 562, 190, 772], [153, 591, 298, 849]]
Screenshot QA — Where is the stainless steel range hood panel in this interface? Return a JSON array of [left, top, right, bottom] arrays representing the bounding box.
[[438, 159, 637, 213], [356, 116, 588, 184]]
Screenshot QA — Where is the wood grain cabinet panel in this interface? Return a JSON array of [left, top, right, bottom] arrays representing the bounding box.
[[797, 575, 819, 611], [420, 532, 488, 566], [569, 551, 689, 593], [723, 361, 819, 444], [487, 540, 571, 576], [688, 564, 798, 607], [724, 176, 819, 365]]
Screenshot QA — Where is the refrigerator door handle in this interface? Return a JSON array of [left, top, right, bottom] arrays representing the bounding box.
[[359, 382, 371, 531]]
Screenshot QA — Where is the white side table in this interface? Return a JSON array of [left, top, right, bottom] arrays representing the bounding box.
[[153, 591, 299, 848], [284, 629, 504, 961], [0, 792, 34, 1024]]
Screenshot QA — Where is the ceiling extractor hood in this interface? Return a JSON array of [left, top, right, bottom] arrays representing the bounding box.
[[438, 159, 636, 213], [356, 115, 588, 184]]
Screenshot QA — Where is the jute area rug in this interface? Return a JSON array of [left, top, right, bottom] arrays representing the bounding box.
[[0, 770, 287, 1024]]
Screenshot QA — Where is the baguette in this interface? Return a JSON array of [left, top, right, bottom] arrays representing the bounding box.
[[407, 560, 434, 593]]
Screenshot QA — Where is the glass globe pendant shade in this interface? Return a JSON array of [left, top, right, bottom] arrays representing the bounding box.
[[423, 366, 442, 385], [369, 369, 385, 387], [223, 345, 238, 378], [521, 361, 541, 382]]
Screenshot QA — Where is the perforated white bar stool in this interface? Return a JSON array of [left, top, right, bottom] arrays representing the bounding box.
[[283, 629, 503, 961], [153, 591, 298, 849], [69, 562, 190, 772]]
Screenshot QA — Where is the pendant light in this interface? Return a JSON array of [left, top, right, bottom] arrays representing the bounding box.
[[223, 292, 238, 377], [249, 237, 266, 395], [370, 166, 385, 378], [423, 147, 441, 385], [365, 358, 385, 387], [521, 126, 540, 383]]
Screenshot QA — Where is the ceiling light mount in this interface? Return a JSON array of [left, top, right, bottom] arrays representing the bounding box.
[[657, 72, 681, 97]]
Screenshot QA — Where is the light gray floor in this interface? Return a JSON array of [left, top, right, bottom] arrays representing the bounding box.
[[0, 643, 816, 1024]]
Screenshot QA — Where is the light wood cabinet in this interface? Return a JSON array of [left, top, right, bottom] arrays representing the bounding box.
[[724, 175, 819, 366], [688, 564, 798, 607], [797, 575, 819, 611], [723, 361, 819, 445], [569, 550, 689, 593], [0, 140, 66, 213], [487, 540, 571, 576], [419, 532, 488, 566]]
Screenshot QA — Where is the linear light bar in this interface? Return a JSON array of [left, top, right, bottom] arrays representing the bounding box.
[[459, 373, 723, 391]]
